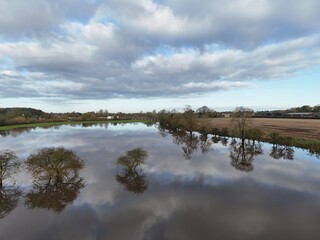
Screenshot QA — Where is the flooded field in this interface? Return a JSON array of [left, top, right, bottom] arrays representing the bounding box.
[[1, 123, 320, 240]]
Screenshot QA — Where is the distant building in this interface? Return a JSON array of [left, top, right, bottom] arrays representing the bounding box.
[[222, 113, 231, 118], [287, 112, 314, 117]]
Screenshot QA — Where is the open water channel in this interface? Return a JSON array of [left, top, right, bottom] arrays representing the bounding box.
[[0, 123, 319, 239]]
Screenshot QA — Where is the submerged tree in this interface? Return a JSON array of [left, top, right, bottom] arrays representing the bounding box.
[[25, 147, 85, 213], [116, 148, 148, 194], [25, 147, 84, 182], [0, 150, 22, 219]]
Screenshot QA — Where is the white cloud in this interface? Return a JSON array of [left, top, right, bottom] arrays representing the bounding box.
[[62, 22, 116, 46], [1, 0, 320, 103], [182, 81, 251, 90], [0, 70, 20, 77], [124, 0, 192, 36], [1, 33, 320, 100]]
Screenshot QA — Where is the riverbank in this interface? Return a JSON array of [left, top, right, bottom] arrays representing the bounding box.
[[202, 117, 320, 155]]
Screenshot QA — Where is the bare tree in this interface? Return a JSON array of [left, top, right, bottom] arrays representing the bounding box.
[[181, 105, 197, 133], [231, 107, 254, 139]]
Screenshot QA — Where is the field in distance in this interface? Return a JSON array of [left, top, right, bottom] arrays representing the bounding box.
[[206, 118, 320, 140]]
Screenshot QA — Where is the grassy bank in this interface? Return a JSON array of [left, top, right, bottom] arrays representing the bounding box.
[[0, 119, 151, 131], [197, 125, 320, 156], [265, 135, 320, 156]]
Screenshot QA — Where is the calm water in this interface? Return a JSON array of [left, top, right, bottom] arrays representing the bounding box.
[[1, 123, 320, 240]]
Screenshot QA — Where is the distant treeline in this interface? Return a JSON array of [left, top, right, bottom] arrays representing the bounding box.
[[157, 106, 320, 157], [0, 108, 45, 125], [0, 104, 319, 127], [0, 108, 44, 119], [0, 107, 154, 126], [255, 105, 320, 118], [0, 106, 221, 127]]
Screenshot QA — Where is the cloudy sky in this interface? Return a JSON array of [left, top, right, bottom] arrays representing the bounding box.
[[0, 0, 319, 113]]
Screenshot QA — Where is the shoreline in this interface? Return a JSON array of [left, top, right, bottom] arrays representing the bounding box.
[[0, 119, 151, 131]]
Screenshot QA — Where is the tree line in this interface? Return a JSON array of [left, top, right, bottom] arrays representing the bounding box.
[[1, 104, 319, 127], [255, 105, 320, 118], [157, 106, 320, 156]]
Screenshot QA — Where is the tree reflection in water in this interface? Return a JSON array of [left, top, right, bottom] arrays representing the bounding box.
[[0, 128, 33, 138], [25, 147, 85, 213], [220, 137, 229, 146], [0, 150, 22, 219], [173, 132, 199, 160], [270, 144, 294, 160], [199, 134, 213, 154], [116, 148, 148, 194], [0, 185, 22, 219], [173, 132, 213, 160], [229, 138, 263, 172]]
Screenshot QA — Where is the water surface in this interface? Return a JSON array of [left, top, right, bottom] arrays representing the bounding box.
[[1, 123, 320, 240]]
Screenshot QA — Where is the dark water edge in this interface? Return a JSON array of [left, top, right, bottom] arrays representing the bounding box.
[[1, 123, 320, 240]]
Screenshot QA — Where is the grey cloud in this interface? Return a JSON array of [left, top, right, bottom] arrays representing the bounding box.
[[88, 0, 320, 49], [0, 71, 42, 98], [157, 0, 320, 49], [2, 0, 320, 47], [1, 0, 320, 101], [1, 34, 320, 100], [0, 0, 62, 39], [53, 0, 101, 22], [0, 0, 99, 39]]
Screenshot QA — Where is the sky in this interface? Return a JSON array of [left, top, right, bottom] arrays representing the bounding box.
[[0, 0, 319, 113]]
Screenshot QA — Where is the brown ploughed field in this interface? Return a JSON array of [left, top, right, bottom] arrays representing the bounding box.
[[206, 118, 320, 140]]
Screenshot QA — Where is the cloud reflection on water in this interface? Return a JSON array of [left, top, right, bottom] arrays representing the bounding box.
[[0, 123, 320, 239]]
